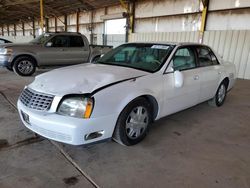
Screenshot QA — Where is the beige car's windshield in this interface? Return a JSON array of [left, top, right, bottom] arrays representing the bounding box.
[[97, 43, 174, 73], [30, 33, 52, 44]]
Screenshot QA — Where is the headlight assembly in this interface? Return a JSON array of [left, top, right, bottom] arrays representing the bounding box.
[[0, 48, 13, 55], [57, 96, 94, 119]]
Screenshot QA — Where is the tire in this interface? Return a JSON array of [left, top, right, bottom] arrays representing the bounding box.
[[13, 56, 36, 76], [208, 81, 227, 107], [91, 56, 100, 63], [113, 97, 152, 146], [6, 66, 13, 71]]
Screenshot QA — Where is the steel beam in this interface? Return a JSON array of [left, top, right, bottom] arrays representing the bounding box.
[[45, 18, 49, 32], [1, 26, 3, 36], [55, 17, 58, 32], [40, 0, 44, 32], [14, 24, 16, 36], [32, 19, 36, 38], [64, 14, 67, 31], [76, 10, 80, 33], [22, 22, 25, 36], [7, 24, 9, 36], [199, 0, 209, 43]]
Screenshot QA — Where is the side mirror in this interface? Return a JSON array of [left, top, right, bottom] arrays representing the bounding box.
[[46, 42, 52, 47], [174, 70, 184, 88]]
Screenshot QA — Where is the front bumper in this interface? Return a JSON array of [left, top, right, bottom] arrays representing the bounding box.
[[17, 100, 118, 145], [0, 55, 11, 68]]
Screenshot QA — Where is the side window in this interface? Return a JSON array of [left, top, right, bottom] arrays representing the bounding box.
[[172, 47, 196, 71], [50, 36, 69, 47], [209, 50, 219, 65], [69, 36, 84, 47], [196, 47, 219, 67], [0, 39, 4, 44]]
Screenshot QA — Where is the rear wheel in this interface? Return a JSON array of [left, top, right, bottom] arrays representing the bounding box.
[[13, 56, 36, 76], [209, 81, 227, 107], [113, 98, 152, 146], [91, 56, 100, 63]]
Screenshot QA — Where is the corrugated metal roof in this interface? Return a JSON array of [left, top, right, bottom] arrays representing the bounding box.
[[0, 0, 123, 25]]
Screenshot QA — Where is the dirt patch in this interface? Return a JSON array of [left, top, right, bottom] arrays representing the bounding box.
[[0, 136, 44, 151], [0, 139, 9, 149], [173, 131, 182, 136], [63, 176, 79, 186]]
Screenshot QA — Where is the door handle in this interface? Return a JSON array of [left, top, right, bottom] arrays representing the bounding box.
[[194, 75, 199, 80], [218, 71, 222, 75]]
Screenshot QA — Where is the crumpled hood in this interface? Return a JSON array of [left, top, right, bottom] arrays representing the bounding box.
[[29, 63, 148, 96]]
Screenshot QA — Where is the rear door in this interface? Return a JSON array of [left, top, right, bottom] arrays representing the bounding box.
[[67, 35, 89, 64], [163, 46, 201, 115], [195, 46, 221, 102]]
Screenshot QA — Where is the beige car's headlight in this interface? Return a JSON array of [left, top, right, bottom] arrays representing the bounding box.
[[0, 48, 13, 55], [57, 96, 94, 119]]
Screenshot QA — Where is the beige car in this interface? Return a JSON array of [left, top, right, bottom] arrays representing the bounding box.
[[0, 32, 112, 76]]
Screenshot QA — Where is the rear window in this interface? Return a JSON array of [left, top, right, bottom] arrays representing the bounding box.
[[69, 36, 84, 47], [196, 46, 219, 67]]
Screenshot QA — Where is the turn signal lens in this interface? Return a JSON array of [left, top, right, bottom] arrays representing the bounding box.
[[84, 99, 93, 119]]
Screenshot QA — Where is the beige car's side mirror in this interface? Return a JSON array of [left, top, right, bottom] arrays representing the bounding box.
[[46, 42, 53, 47], [174, 70, 184, 88]]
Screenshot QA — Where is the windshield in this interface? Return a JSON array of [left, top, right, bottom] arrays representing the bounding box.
[[96, 43, 174, 72], [30, 33, 52, 44]]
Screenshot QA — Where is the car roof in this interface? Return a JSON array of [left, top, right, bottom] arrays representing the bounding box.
[[127, 42, 209, 47], [45, 32, 82, 36]]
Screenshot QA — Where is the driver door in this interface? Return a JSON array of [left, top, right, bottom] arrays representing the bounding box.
[[162, 46, 201, 115], [38, 35, 71, 66]]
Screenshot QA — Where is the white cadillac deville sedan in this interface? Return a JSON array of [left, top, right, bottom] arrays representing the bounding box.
[[17, 43, 236, 146]]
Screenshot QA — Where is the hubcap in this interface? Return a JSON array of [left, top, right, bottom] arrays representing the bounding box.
[[125, 106, 149, 140], [17, 60, 33, 74], [218, 84, 226, 103]]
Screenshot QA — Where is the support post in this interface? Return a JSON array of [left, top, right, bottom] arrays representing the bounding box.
[[14, 24, 17, 36], [130, 1, 135, 34], [22, 22, 25, 36], [64, 14, 67, 32], [199, 0, 209, 43], [32, 19, 36, 38], [90, 10, 94, 44], [45, 17, 49, 32], [76, 10, 80, 33], [55, 17, 57, 32], [7, 24, 10, 36], [40, 0, 44, 33]]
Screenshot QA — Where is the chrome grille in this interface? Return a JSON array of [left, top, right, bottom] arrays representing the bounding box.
[[20, 88, 54, 111]]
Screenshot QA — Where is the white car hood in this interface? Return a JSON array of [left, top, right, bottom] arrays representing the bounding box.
[[29, 63, 148, 96]]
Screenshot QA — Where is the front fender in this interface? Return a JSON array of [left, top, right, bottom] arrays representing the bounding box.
[[10, 51, 38, 64], [91, 75, 163, 120]]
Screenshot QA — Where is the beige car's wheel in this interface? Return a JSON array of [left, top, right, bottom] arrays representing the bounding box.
[[13, 56, 36, 76]]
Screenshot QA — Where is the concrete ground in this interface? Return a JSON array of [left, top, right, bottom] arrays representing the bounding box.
[[0, 68, 250, 188]]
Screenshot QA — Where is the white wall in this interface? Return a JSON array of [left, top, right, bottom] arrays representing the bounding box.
[[1, 36, 34, 43], [134, 0, 250, 32], [209, 0, 250, 10], [206, 9, 250, 30]]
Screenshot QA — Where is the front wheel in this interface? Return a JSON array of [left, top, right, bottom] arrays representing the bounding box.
[[13, 56, 36, 76], [113, 98, 152, 146], [209, 81, 227, 107]]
